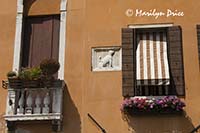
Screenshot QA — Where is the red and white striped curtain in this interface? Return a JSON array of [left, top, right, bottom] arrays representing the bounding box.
[[136, 30, 170, 86]]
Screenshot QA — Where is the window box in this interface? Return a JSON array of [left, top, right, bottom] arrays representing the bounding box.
[[125, 108, 184, 115], [22, 79, 41, 88], [120, 96, 185, 115], [8, 78, 22, 89], [7, 79, 62, 89]]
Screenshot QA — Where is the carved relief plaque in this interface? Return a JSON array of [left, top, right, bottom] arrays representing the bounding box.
[[92, 47, 121, 71]]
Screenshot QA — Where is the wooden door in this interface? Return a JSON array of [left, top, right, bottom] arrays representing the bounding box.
[[21, 15, 60, 68]]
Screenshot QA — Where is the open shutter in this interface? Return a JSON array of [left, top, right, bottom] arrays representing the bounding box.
[[167, 26, 185, 96], [122, 28, 136, 97], [196, 25, 200, 64]]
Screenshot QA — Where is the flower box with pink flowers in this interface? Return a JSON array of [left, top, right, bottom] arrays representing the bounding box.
[[120, 96, 185, 115]]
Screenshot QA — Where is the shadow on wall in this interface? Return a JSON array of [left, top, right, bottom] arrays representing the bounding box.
[[123, 113, 195, 133], [62, 85, 81, 133]]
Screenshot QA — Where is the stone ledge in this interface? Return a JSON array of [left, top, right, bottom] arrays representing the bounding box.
[[4, 113, 62, 121]]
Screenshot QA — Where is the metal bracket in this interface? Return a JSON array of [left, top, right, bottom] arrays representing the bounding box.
[[88, 113, 106, 133], [2, 80, 8, 89]]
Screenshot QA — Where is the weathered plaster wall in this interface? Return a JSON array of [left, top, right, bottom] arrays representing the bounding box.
[[1, 0, 200, 133], [0, 0, 16, 132], [0, 1, 61, 132], [76, 0, 200, 132], [24, 0, 60, 16]]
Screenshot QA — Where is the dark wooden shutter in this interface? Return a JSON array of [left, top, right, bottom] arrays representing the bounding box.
[[22, 15, 60, 68], [122, 28, 136, 97], [167, 26, 185, 96], [196, 25, 200, 64]]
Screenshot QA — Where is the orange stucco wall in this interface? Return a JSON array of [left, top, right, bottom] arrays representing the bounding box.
[[24, 0, 60, 16], [1, 0, 200, 133], [0, 0, 16, 131]]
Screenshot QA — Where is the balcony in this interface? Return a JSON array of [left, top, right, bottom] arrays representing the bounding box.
[[3, 80, 64, 131]]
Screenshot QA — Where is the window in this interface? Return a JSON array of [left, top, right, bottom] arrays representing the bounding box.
[[122, 26, 185, 96], [136, 29, 170, 96], [6, 1, 67, 131]]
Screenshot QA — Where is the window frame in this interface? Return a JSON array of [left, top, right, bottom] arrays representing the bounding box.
[[134, 27, 171, 96], [12, 0, 67, 80], [122, 24, 185, 97]]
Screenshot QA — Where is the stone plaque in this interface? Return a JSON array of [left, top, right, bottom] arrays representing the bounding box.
[[92, 47, 121, 71]]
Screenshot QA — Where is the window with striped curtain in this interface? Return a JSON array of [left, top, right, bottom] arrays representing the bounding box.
[[122, 26, 185, 97], [136, 30, 170, 96]]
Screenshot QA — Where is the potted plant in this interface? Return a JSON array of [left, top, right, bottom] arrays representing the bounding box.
[[40, 59, 60, 87], [120, 96, 185, 115], [7, 71, 22, 89], [18, 67, 42, 88], [6, 59, 60, 88]]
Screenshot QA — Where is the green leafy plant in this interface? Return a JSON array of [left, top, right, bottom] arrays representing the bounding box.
[[18, 68, 31, 80], [19, 67, 42, 80], [30, 67, 42, 80], [6, 59, 60, 88]]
